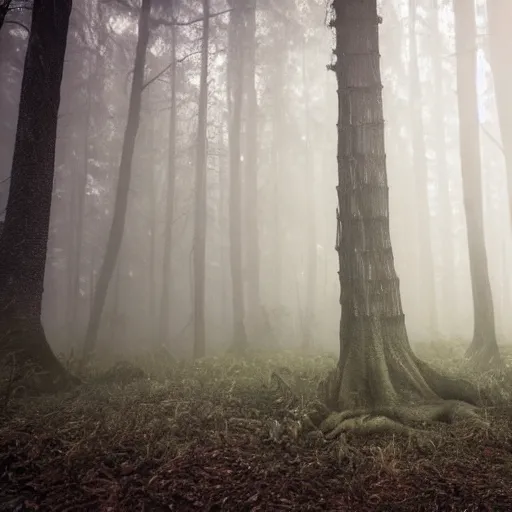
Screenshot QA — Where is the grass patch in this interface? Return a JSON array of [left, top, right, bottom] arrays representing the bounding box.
[[1, 345, 512, 510]]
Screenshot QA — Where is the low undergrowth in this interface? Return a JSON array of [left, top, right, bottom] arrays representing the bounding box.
[[1, 343, 512, 511]]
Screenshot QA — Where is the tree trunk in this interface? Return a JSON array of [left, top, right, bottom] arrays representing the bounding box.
[[0, 0, 76, 391], [228, 1, 248, 352], [486, 0, 512, 230], [324, 0, 476, 412], [454, 0, 500, 368], [158, 12, 178, 347], [302, 39, 317, 351], [431, 0, 456, 338], [408, 0, 438, 339], [192, 0, 210, 359], [81, 0, 152, 364], [147, 117, 157, 342], [243, 0, 262, 342]]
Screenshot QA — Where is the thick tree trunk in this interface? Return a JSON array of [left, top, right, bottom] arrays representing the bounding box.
[[325, 0, 477, 412], [192, 0, 210, 359], [243, 0, 262, 342], [159, 15, 178, 347], [486, 0, 512, 230], [228, 1, 248, 352], [454, 0, 500, 368], [408, 0, 438, 339], [0, 0, 75, 390], [431, 0, 456, 338], [82, 0, 152, 364]]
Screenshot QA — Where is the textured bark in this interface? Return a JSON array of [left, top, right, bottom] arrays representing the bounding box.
[[326, 0, 478, 412], [159, 11, 178, 346], [192, 0, 209, 359], [408, 0, 438, 338], [227, 1, 247, 352], [82, 0, 152, 363], [454, 0, 501, 368], [243, 0, 262, 341], [487, 0, 512, 230], [0, 0, 76, 390], [430, 0, 456, 338]]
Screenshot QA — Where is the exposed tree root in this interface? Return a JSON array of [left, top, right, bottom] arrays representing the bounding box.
[[319, 400, 489, 439]]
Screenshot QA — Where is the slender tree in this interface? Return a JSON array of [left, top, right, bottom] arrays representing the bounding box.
[[243, 0, 262, 342], [192, 0, 210, 359], [0, 0, 76, 390], [453, 0, 501, 368], [430, 0, 456, 337], [302, 37, 317, 350], [321, 0, 481, 434], [81, 0, 152, 364], [158, 5, 178, 346], [227, 0, 248, 352], [408, 0, 438, 338]]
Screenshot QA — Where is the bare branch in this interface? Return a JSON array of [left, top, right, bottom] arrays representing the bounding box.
[[5, 19, 29, 32]]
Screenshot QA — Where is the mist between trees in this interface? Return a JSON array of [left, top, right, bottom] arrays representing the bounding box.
[[0, 0, 511, 379]]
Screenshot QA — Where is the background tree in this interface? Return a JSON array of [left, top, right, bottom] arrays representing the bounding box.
[[82, 0, 152, 364], [453, 0, 500, 369]]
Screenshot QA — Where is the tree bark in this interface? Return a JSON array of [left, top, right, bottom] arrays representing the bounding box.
[[81, 0, 152, 364], [0, 0, 76, 390], [192, 0, 210, 359], [325, 0, 477, 412], [158, 9, 178, 346], [408, 0, 438, 338], [486, 0, 512, 230], [453, 0, 501, 368], [227, 1, 248, 352], [0, 1, 12, 33]]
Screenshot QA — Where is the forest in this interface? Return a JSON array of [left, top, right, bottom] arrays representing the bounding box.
[[1, 0, 512, 509]]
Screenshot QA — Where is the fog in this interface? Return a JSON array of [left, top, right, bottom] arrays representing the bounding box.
[[0, 0, 510, 360]]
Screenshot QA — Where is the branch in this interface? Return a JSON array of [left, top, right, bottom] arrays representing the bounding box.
[[480, 123, 504, 155], [141, 49, 202, 91], [5, 19, 29, 32], [151, 8, 233, 28], [101, 0, 232, 28]]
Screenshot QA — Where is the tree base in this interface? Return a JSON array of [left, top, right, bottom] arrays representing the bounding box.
[[0, 318, 79, 395]]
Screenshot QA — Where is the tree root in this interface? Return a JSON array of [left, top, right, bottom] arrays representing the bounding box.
[[319, 400, 489, 439]]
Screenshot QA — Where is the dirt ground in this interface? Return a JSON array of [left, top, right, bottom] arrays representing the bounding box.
[[1, 352, 511, 511]]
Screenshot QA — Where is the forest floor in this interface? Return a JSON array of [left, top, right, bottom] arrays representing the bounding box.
[[1, 342, 512, 511]]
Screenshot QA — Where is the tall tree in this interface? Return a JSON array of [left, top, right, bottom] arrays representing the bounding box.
[[302, 37, 317, 351], [82, 0, 152, 363], [453, 0, 500, 368], [486, 0, 512, 229], [430, 0, 456, 337], [0, 0, 76, 390], [321, 0, 480, 434], [192, 0, 210, 359], [243, 0, 262, 341], [408, 0, 438, 338], [159, 4, 178, 346], [227, 0, 248, 352]]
